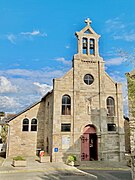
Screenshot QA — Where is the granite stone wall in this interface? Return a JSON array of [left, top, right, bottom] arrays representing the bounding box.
[[7, 101, 45, 157]]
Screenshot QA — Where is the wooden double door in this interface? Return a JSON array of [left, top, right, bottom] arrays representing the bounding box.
[[81, 126, 98, 161]]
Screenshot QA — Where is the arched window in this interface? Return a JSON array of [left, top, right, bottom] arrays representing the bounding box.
[[31, 118, 37, 131], [107, 97, 115, 116], [62, 95, 71, 115], [22, 118, 29, 131]]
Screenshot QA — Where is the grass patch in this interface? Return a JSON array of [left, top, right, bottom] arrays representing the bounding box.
[[13, 156, 26, 161]]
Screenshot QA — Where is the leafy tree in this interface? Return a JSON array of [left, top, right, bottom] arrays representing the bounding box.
[[118, 49, 135, 67], [126, 71, 135, 117], [0, 112, 5, 117], [118, 49, 135, 116], [0, 124, 8, 143]]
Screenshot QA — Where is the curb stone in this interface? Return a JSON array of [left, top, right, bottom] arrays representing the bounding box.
[[78, 166, 131, 171]]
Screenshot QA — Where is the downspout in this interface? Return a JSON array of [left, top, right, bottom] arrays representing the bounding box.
[[6, 123, 10, 158], [51, 93, 53, 162], [52, 81, 55, 162], [98, 61, 102, 160], [115, 83, 121, 161], [115, 83, 120, 131], [72, 58, 75, 145]]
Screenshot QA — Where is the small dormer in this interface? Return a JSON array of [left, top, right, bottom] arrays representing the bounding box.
[[75, 18, 100, 57]]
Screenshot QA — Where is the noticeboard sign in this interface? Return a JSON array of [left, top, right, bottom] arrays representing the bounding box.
[[62, 135, 70, 149]]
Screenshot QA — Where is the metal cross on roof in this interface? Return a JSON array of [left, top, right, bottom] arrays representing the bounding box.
[[85, 18, 92, 26]]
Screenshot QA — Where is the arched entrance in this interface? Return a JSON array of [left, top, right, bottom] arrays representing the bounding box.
[[81, 125, 98, 161]]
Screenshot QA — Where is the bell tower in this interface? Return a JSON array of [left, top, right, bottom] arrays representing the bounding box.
[[75, 18, 100, 57]]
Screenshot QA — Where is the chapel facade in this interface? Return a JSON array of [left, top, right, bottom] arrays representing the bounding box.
[[7, 19, 125, 162]]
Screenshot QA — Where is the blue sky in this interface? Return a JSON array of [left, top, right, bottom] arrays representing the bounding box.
[[0, 0, 135, 115]]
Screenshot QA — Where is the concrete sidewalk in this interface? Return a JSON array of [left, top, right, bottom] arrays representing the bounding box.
[[0, 157, 79, 172], [0, 157, 131, 179], [0, 157, 97, 179]]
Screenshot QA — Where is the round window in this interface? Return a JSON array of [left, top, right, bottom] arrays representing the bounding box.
[[84, 74, 94, 85]]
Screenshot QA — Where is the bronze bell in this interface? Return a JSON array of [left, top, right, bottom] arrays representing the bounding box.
[[90, 40, 94, 49], [83, 39, 87, 49]]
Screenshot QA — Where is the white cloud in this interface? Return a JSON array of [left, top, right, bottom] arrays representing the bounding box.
[[0, 68, 65, 83], [21, 30, 40, 36], [114, 32, 135, 42], [0, 96, 20, 112], [108, 72, 128, 116], [0, 76, 17, 93], [105, 17, 125, 33], [54, 57, 71, 65], [33, 82, 52, 96], [6, 34, 16, 44], [0, 78, 41, 113], [0, 67, 67, 113], [3, 69, 36, 77], [5, 30, 47, 44], [20, 30, 47, 37], [109, 72, 125, 83], [65, 45, 70, 49], [105, 17, 135, 42], [105, 57, 124, 66]]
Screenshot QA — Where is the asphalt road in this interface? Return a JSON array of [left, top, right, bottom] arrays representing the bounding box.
[[80, 169, 132, 180], [0, 171, 96, 180], [0, 169, 132, 180]]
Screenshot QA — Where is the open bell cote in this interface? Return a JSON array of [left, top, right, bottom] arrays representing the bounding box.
[[75, 18, 100, 57]]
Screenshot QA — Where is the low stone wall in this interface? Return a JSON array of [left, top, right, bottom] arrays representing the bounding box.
[[40, 156, 50, 163], [12, 160, 27, 167]]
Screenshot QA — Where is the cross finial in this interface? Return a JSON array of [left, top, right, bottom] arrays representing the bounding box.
[[85, 18, 92, 26]]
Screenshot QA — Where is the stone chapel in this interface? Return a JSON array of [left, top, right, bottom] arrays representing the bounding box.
[[6, 18, 125, 162]]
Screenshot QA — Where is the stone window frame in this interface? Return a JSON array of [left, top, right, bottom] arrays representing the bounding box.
[[61, 123, 71, 132], [89, 38, 95, 55], [106, 96, 115, 117], [62, 95, 71, 115], [31, 118, 38, 131], [22, 118, 29, 131], [84, 74, 94, 85], [22, 117, 38, 132], [82, 37, 95, 55], [107, 123, 116, 132], [82, 37, 87, 54]]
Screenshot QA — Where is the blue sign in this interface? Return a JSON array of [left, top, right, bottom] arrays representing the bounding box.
[[54, 148, 58, 152]]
